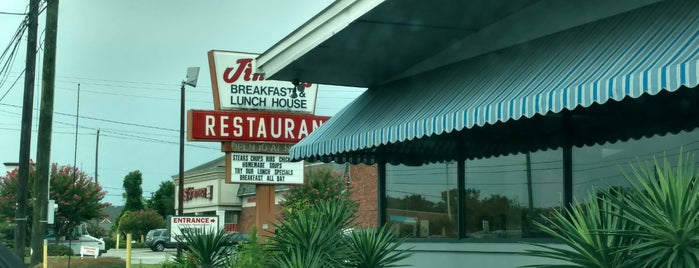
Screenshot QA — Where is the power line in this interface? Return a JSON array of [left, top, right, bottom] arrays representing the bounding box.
[[0, 68, 24, 102], [0, 103, 180, 132], [0, 11, 27, 16]]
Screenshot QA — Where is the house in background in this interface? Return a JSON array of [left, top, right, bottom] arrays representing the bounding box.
[[97, 205, 123, 236]]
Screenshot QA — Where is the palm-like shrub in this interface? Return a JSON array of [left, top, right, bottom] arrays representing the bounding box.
[[611, 153, 699, 267], [524, 191, 635, 268], [347, 225, 412, 268], [175, 228, 231, 268], [526, 153, 699, 267], [269, 199, 412, 268], [269, 199, 356, 268]]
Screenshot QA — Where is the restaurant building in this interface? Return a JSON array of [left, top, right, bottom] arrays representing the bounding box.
[[254, 0, 699, 266]]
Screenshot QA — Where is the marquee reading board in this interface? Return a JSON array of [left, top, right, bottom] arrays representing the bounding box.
[[230, 152, 303, 184]]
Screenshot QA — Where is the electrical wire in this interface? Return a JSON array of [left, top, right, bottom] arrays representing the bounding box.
[[0, 68, 24, 102], [0, 11, 27, 16]]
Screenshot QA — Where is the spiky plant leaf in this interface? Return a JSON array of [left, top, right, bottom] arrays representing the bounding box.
[[347, 224, 412, 268], [269, 199, 356, 268], [609, 153, 699, 267], [174, 227, 231, 268], [523, 190, 635, 268]]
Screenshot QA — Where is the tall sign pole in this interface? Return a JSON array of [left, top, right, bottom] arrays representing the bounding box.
[[177, 67, 199, 257], [16, 0, 40, 260]]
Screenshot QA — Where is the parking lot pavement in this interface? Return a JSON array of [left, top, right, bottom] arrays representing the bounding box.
[[101, 248, 176, 265]]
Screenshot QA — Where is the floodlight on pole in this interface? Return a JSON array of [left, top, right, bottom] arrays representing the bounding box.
[[178, 67, 199, 217]]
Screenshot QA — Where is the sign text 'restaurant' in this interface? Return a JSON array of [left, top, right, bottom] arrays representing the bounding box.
[[188, 110, 329, 143]]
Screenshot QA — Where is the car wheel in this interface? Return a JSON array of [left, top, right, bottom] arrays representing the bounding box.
[[155, 242, 165, 252]]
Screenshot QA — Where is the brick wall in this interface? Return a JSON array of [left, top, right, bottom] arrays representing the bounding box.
[[239, 207, 256, 233], [239, 204, 283, 234], [349, 164, 378, 228], [238, 163, 379, 232]]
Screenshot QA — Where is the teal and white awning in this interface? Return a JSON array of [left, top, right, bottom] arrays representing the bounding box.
[[292, 0, 699, 163]]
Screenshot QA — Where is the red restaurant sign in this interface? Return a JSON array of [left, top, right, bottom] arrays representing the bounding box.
[[187, 110, 330, 143]]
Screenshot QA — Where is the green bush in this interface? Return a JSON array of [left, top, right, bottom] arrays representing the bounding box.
[[47, 244, 74, 256], [102, 236, 115, 250], [0, 221, 14, 248], [230, 227, 269, 268]]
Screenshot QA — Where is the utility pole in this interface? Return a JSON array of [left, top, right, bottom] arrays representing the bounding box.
[[95, 129, 99, 184], [15, 0, 39, 259], [30, 0, 59, 265]]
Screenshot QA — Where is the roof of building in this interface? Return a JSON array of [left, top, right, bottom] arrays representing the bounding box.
[[172, 156, 225, 178]]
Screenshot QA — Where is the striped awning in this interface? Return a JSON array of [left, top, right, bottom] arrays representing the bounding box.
[[291, 0, 699, 164]]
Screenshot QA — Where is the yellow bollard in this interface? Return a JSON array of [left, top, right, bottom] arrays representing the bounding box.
[[116, 233, 120, 250], [126, 233, 132, 268], [43, 239, 47, 268]]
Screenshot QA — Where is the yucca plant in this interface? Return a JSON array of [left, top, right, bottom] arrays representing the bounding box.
[[525, 152, 699, 267], [346, 225, 412, 268], [524, 190, 636, 268], [269, 199, 357, 268], [609, 153, 699, 267], [175, 228, 231, 268]]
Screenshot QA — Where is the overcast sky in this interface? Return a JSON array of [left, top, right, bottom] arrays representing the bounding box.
[[0, 0, 365, 206]]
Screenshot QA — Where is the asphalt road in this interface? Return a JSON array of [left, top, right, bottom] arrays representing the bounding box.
[[101, 247, 176, 265]]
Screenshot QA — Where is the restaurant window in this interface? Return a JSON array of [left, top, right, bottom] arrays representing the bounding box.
[[464, 149, 563, 239], [573, 130, 699, 201], [386, 162, 457, 238]]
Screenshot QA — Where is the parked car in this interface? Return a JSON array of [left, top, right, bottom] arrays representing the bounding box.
[[224, 232, 249, 246], [145, 229, 178, 251]]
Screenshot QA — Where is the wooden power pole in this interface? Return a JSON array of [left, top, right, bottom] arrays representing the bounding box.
[[30, 0, 60, 265], [95, 129, 99, 184], [15, 0, 39, 259]]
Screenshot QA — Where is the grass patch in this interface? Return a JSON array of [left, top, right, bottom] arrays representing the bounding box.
[[33, 257, 124, 268]]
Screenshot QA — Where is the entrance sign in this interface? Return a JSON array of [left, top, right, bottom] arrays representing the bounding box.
[[208, 50, 318, 114], [169, 216, 219, 243], [230, 153, 304, 184], [187, 109, 329, 143], [80, 246, 99, 258]]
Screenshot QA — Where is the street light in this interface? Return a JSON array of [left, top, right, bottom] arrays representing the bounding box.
[[178, 67, 199, 217]]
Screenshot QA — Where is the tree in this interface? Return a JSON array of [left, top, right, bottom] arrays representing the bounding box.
[[281, 167, 353, 219], [50, 164, 109, 239], [118, 209, 164, 239], [146, 181, 175, 218], [0, 164, 109, 240], [123, 170, 144, 212], [0, 167, 34, 221]]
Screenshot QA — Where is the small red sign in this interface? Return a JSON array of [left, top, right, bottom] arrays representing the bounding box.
[[187, 110, 330, 143]]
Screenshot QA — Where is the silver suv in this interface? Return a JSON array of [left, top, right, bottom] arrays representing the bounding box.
[[145, 229, 177, 251]]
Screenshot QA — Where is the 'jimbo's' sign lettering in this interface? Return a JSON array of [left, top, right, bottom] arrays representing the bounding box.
[[187, 110, 330, 143], [208, 50, 318, 114], [183, 185, 213, 202]]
